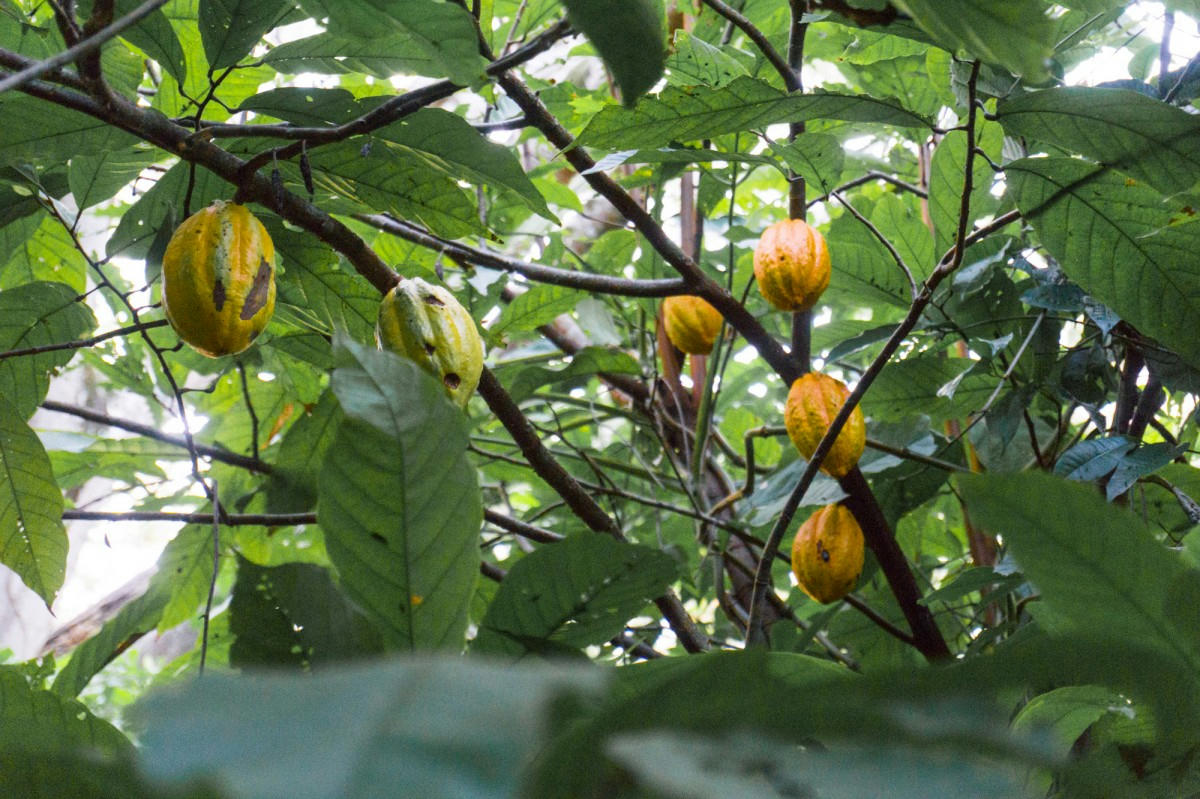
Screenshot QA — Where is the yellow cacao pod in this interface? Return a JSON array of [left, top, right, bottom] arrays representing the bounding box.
[[753, 218, 831, 312], [791, 503, 864, 604], [376, 277, 484, 408], [784, 372, 865, 478], [661, 295, 723, 355], [162, 201, 277, 358]]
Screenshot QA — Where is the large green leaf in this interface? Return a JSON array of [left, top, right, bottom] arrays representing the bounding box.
[[69, 147, 160, 211], [0, 667, 130, 756], [997, 87, 1200, 196], [864, 357, 995, 424], [135, 656, 601, 799], [664, 30, 750, 88], [561, 0, 665, 106], [156, 524, 221, 633], [489, 284, 584, 340], [377, 108, 554, 221], [317, 337, 481, 650], [309, 140, 482, 239], [112, 0, 187, 84], [928, 120, 1003, 257], [960, 472, 1200, 675], [500, 346, 640, 404], [198, 0, 294, 69], [263, 30, 440, 78], [1006, 157, 1200, 370], [0, 96, 137, 165], [303, 0, 488, 86], [0, 396, 66, 607], [229, 556, 383, 668], [49, 518, 218, 696], [0, 281, 95, 419], [473, 533, 677, 657], [575, 76, 932, 151], [266, 388, 344, 513], [1, 215, 90, 291], [892, 0, 1054, 79]]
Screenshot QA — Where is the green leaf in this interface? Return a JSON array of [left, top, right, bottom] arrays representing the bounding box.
[[501, 346, 640, 403], [263, 30, 441, 79], [309, 140, 482, 239], [0, 667, 130, 756], [229, 556, 383, 668], [113, 0, 186, 84], [2, 215, 89, 291], [50, 516, 219, 696], [892, 0, 1054, 79], [307, 0, 488, 86], [0, 96, 137, 165], [473, 533, 677, 657], [135, 656, 601, 799], [1006, 157, 1200, 370], [267, 221, 377, 340], [575, 76, 932, 151], [1053, 436, 1136, 481], [0, 281, 95, 419], [266, 389, 344, 513], [236, 87, 370, 126], [997, 87, 1200, 196], [377, 108, 555, 221], [562, 0, 665, 106], [69, 147, 159, 211], [317, 337, 481, 650], [0, 396, 66, 607], [198, 0, 293, 69], [106, 161, 226, 260], [865, 357, 994, 424], [489, 284, 584, 339], [768, 133, 845, 194], [928, 120, 1002, 257], [665, 30, 749, 88], [1107, 442, 1186, 500], [1012, 685, 1127, 758], [959, 472, 1200, 675], [156, 524, 219, 633]]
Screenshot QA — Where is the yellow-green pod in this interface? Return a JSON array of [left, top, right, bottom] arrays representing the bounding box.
[[162, 201, 276, 358], [376, 278, 484, 408]]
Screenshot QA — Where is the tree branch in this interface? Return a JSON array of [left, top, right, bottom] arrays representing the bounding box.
[[0, 0, 169, 94], [359, 214, 688, 297]]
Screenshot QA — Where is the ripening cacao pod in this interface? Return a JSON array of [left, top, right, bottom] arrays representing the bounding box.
[[162, 201, 277, 357], [791, 503, 864, 603], [753, 218, 831, 312], [784, 372, 865, 478], [661, 295, 723, 355], [376, 277, 484, 408]]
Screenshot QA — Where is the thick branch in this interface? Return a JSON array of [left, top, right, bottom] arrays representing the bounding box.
[[0, 0, 169, 94]]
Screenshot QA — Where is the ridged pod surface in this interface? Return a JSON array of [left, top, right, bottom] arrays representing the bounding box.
[[784, 372, 865, 478], [377, 277, 484, 408], [661, 295, 723, 355], [162, 201, 276, 357], [791, 503, 864, 603], [753, 218, 831, 312]]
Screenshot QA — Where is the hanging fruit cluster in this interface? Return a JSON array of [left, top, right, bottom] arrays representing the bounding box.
[[161, 201, 277, 358], [791, 503, 865, 603], [376, 277, 485, 408]]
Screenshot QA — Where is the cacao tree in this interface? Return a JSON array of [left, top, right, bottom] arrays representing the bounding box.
[[1, 0, 1199, 796]]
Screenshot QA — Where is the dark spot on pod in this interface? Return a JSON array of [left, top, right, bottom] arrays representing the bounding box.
[[443, 373, 461, 390], [422, 292, 446, 307], [423, 341, 436, 355], [370, 532, 386, 544], [240, 257, 272, 320], [212, 279, 226, 311]]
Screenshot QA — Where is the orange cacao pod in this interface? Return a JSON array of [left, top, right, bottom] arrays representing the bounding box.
[[162, 201, 276, 358], [753, 218, 830, 312], [661, 295, 723, 355], [783, 372, 865, 478], [791, 503, 864, 603]]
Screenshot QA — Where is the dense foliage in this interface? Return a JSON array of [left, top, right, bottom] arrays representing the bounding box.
[[1, 0, 1199, 796]]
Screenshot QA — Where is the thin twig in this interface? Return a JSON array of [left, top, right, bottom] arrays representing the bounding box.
[[0, 319, 168, 360], [199, 479, 219, 676], [0, 0, 169, 94], [832, 192, 918, 299], [63, 510, 314, 524]]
